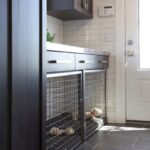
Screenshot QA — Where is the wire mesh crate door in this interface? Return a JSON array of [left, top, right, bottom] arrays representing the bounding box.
[[46, 72, 82, 150], [84, 71, 105, 137]]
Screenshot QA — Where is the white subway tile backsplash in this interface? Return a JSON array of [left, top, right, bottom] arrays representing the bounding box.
[[107, 102, 116, 112], [107, 112, 116, 123], [47, 15, 63, 43]]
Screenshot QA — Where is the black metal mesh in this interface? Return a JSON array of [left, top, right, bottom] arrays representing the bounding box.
[[84, 71, 105, 138], [46, 73, 82, 150]]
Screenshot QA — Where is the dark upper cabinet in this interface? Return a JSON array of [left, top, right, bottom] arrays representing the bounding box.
[[0, 0, 10, 150], [0, 0, 43, 149], [47, 0, 93, 20]]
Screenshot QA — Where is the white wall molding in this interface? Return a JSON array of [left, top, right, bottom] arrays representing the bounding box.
[[116, 0, 126, 123]]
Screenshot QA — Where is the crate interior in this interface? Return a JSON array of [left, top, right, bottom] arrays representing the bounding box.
[[85, 71, 105, 138], [46, 73, 82, 150]]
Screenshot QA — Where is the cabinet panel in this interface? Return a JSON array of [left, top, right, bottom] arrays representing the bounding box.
[[47, 0, 93, 20], [46, 51, 75, 72], [12, 0, 40, 150], [0, 0, 10, 150], [76, 54, 108, 70], [76, 54, 97, 70]]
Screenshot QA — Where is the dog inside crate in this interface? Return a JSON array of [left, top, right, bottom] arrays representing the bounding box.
[[84, 71, 105, 136], [46, 73, 82, 150]]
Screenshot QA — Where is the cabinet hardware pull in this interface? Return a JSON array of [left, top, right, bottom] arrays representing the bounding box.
[[99, 60, 108, 64], [48, 60, 72, 64], [79, 60, 94, 64]]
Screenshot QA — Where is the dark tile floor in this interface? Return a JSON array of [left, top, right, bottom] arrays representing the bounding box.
[[77, 123, 150, 150]]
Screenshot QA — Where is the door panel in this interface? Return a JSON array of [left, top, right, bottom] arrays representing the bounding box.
[[126, 0, 150, 121], [12, 0, 40, 150], [0, 0, 10, 150], [138, 80, 150, 104]]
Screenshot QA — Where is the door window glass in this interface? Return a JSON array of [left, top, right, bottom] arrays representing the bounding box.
[[139, 0, 150, 68]]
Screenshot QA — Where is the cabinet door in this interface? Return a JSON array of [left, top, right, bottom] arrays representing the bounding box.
[[0, 0, 10, 150], [12, 0, 40, 150]]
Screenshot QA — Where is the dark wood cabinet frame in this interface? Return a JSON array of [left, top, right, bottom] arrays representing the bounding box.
[[1, 0, 46, 150], [0, 0, 11, 150]]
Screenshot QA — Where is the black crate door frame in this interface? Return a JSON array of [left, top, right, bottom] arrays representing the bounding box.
[[45, 71, 83, 150], [83, 69, 107, 140]]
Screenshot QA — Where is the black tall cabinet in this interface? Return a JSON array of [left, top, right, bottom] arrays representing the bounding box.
[[0, 0, 44, 150], [11, 0, 41, 150], [0, 0, 11, 150]]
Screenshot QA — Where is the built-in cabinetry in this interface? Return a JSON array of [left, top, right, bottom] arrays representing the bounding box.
[[0, 0, 108, 149], [46, 51, 108, 72], [47, 0, 93, 20], [44, 47, 109, 149]]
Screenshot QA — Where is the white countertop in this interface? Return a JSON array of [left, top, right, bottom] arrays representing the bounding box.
[[46, 42, 110, 56]]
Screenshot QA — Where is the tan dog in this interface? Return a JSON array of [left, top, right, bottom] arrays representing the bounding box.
[[91, 108, 103, 117]]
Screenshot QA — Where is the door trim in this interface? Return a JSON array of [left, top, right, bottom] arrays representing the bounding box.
[[116, 0, 126, 123]]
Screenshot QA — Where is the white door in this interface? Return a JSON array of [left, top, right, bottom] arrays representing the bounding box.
[[126, 0, 150, 121]]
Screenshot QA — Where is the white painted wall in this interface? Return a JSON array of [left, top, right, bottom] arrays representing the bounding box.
[[116, 0, 126, 123]]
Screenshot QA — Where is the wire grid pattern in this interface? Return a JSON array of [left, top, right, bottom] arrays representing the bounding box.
[[46, 74, 82, 150], [85, 71, 105, 136], [85, 71, 105, 114]]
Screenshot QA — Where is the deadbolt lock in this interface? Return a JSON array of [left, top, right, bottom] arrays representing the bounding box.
[[128, 40, 134, 45]]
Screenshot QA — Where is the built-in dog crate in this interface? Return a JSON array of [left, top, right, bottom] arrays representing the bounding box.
[[46, 72, 83, 150], [44, 50, 109, 150], [84, 70, 106, 139]]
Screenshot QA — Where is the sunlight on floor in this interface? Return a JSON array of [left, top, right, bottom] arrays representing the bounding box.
[[100, 125, 150, 132]]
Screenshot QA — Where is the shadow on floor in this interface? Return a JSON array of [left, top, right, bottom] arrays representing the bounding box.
[[77, 123, 150, 150]]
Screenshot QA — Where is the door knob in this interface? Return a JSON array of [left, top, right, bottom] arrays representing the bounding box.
[[128, 40, 134, 45]]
